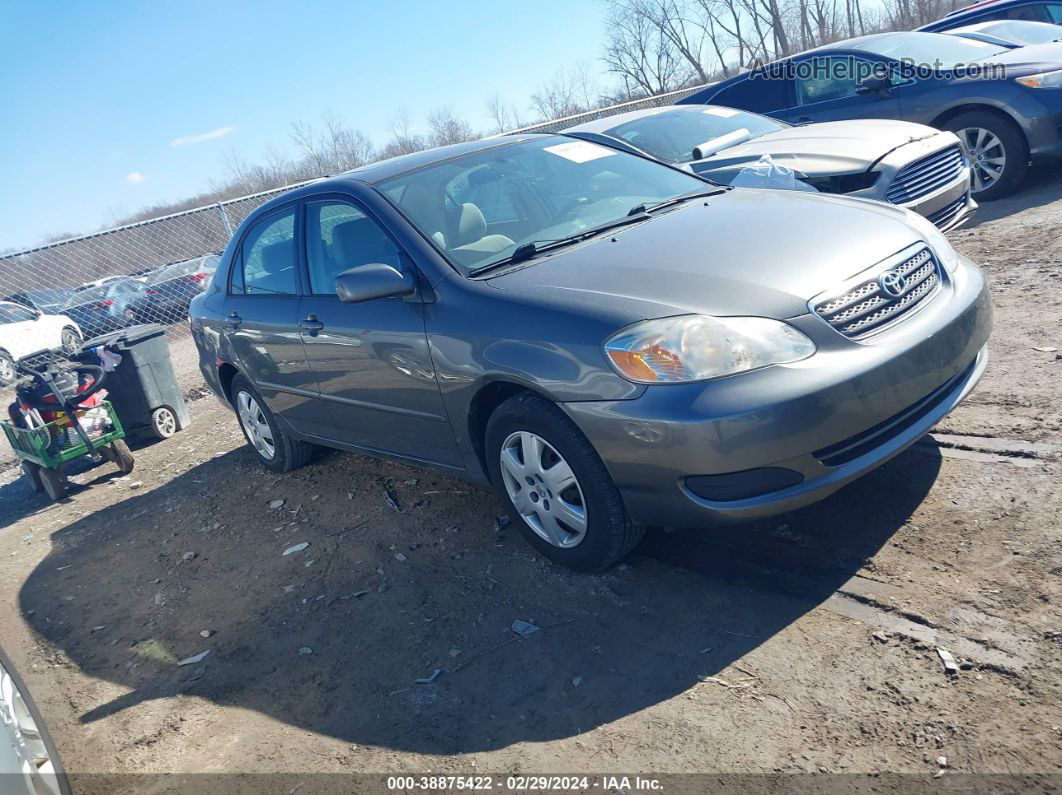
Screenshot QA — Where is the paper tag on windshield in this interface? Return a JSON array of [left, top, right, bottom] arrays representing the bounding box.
[[703, 107, 740, 117], [543, 141, 617, 163]]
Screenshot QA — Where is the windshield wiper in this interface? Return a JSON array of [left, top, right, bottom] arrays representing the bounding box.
[[628, 187, 727, 217], [469, 213, 653, 275]]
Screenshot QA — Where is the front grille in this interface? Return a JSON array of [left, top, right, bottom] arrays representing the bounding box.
[[886, 145, 965, 205], [926, 194, 969, 230], [812, 247, 941, 339], [813, 358, 977, 467]]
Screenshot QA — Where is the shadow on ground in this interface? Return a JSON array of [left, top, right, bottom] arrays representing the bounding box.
[[16, 441, 940, 755], [963, 163, 1062, 229]]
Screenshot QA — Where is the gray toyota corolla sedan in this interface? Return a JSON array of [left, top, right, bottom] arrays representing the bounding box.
[[190, 134, 992, 570]]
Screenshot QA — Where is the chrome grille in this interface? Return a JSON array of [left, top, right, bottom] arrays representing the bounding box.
[[926, 194, 969, 230], [812, 248, 941, 338], [886, 145, 965, 205]]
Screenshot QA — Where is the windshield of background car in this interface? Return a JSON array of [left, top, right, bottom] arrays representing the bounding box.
[[604, 108, 787, 164], [965, 20, 1062, 43], [850, 32, 1008, 65], [64, 285, 108, 308], [377, 136, 708, 273]]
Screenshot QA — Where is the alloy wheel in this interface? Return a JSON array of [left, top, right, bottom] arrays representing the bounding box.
[[958, 126, 1006, 194], [0, 355, 14, 384], [499, 430, 588, 548], [60, 329, 79, 354], [0, 656, 63, 795], [236, 390, 275, 460]]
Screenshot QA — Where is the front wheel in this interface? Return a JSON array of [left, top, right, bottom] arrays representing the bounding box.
[[0, 351, 15, 386], [21, 461, 44, 493], [485, 391, 642, 571], [60, 327, 81, 355], [108, 440, 135, 474], [944, 111, 1028, 201], [231, 374, 315, 473], [150, 406, 178, 439], [39, 468, 67, 502]]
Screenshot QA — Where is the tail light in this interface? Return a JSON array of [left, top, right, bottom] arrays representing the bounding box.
[[94, 299, 114, 310], [146, 289, 160, 295], [186, 272, 208, 283]]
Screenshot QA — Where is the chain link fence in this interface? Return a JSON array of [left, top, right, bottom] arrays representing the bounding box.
[[0, 82, 711, 393]]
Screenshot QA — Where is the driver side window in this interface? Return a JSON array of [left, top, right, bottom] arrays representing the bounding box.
[[305, 201, 402, 295], [795, 57, 877, 105]]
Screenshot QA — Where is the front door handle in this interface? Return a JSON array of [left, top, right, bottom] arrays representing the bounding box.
[[225, 311, 242, 329], [299, 314, 324, 335]]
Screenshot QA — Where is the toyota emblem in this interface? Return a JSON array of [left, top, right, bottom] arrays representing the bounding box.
[[879, 269, 908, 298]]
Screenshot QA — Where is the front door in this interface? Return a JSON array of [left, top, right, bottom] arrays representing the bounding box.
[[298, 198, 461, 466], [224, 204, 326, 437], [785, 55, 903, 124]]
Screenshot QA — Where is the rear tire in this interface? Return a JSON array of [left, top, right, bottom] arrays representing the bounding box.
[[943, 111, 1028, 201], [0, 351, 14, 386], [39, 468, 67, 502], [485, 391, 642, 571], [150, 406, 178, 439], [108, 440, 135, 474], [231, 374, 314, 473], [21, 461, 43, 493]]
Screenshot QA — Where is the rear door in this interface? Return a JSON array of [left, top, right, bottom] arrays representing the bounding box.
[[296, 197, 461, 466], [224, 203, 327, 437], [707, 69, 795, 120], [785, 55, 903, 124]]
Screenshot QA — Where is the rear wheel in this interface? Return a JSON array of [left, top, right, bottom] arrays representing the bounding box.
[[485, 391, 642, 571], [231, 374, 314, 473], [21, 461, 44, 493], [0, 351, 14, 386], [38, 468, 67, 502], [60, 327, 81, 355], [944, 111, 1028, 200], [150, 406, 178, 439], [108, 440, 135, 474]]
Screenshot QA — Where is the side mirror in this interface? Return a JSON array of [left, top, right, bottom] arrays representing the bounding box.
[[855, 76, 891, 98], [33, 309, 43, 319], [334, 263, 416, 304]]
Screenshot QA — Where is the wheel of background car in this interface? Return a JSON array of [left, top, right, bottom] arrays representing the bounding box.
[[231, 374, 315, 473], [38, 467, 66, 502], [60, 327, 80, 355], [944, 111, 1028, 200], [123, 308, 137, 326], [0, 351, 14, 386], [485, 391, 643, 571], [0, 644, 72, 795], [150, 405, 178, 439], [20, 461, 44, 493], [108, 440, 135, 474]]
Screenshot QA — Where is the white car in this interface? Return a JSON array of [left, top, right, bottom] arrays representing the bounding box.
[[0, 301, 82, 384]]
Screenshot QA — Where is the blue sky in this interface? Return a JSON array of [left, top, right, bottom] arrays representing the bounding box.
[[1, 0, 606, 251]]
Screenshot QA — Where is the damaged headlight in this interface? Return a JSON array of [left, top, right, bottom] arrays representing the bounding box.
[[603, 315, 816, 384], [799, 171, 880, 194]]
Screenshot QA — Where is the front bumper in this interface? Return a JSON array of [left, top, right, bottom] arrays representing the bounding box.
[[563, 256, 992, 528]]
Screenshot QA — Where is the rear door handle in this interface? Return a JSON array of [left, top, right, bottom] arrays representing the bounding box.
[[299, 314, 324, 335], [225, 311, 242, 329]]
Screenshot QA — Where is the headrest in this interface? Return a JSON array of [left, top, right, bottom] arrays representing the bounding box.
[[332, 218, 396, 267], [259, 239, 293, 274], [455, 203, 486, 246]]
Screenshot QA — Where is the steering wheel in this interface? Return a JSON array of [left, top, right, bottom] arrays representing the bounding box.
[[19, 364, 107, 409]]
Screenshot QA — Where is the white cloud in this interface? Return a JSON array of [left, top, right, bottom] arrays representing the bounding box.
[[170, 126, 236, 147], [126, 171, 146, 185]]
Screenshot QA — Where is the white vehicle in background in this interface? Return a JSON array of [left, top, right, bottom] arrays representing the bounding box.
[[0, 301, 82, 385], [0, 646, 68, 795]]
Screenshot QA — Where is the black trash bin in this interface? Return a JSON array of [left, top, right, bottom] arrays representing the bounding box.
[[77, 324, 190, 440]]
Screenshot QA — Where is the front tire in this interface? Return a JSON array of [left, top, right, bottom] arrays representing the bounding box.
[[231, 374, 314, 473], [0, 351, 15, 386], [39, 468, 67, 502], [944, 111, 1028, 201], [21, 461, 44, 493], [60, 327, 81, 355], [485, 391, 642, 571]]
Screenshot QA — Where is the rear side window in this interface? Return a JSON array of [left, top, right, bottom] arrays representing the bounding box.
[[712, 72, 792, 113], [232, 208, 297, 295], [304, 201, 402, 295], [996, 2, 1052, 20]]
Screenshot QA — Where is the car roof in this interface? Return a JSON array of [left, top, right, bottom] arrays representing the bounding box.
[[562, 105, 708, 135], [337, 133, 555, 184]]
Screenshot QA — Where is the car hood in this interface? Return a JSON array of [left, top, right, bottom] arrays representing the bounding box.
[[693, 119, 941, 176], [486, 189, 925, 320], [979, 41, 1062, 72]]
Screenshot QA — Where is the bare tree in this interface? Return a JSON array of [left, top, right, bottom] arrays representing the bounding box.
[[426, 106, 478, 147], [290, 111, 374, 176], [379, 107, 425, 159], [486, 92, 525, 133], [603, 0, 695, 94]]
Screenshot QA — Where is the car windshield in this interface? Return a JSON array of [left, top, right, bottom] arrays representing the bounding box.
[[603, 107, 787, 164], [64, 285, 108, 307], [849, 31, 1009, 64], [23, 289, 73, 311], [960, 20, 1062, 44], [377, 136, 710, 273]]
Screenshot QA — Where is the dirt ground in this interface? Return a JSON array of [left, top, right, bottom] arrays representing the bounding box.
[[1, 170, 1060, 793]]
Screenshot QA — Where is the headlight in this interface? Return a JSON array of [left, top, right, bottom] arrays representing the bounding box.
[[603, 315, 815, 384], [1016, 69, 1062, 88]]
